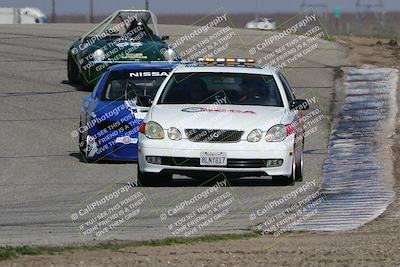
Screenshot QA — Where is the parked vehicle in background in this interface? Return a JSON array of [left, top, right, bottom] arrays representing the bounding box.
[[0, 7, 47, 24], [245, 17, 276, 30]]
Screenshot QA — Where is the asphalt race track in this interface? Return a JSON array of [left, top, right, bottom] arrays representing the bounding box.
[[0, 24, 349, 245]]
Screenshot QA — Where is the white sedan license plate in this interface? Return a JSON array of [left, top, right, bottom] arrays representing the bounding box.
[[200, 152, 227, 166]]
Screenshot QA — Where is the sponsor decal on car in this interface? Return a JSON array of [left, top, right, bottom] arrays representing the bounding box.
[[116, 136, 138, 145], [124, 53, 148, 60], [181, 107, 256, 114], [129, 71, 170, 77]]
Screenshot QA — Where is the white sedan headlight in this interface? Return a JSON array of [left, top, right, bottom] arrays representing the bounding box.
[[167, 127, 182, 141], [145, 121, 164, 139], [247, 129, 262, 142], [93, 49, 105, 61], [163, 48, 176, 61], [266, 124, 287, 142]]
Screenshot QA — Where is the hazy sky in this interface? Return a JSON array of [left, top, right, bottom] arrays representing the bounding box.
[[0, 0, 398, 15]]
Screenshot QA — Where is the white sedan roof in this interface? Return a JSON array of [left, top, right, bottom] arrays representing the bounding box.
[[173, 66, 277, 76]]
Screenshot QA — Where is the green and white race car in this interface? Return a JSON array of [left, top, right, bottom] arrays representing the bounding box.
[[67, 10, 177, 87]]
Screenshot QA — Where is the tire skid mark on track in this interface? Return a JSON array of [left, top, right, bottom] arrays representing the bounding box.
[[0, 41, 66, 55], [0, 50, 64, 61], [0, 154, 73, 159], [0, 71, 66, 87], [0, 35, 76, 42], [0, 90, 76, 97], [0, 30, 79, 39], [0, 52, 65, 62], [0, 59, 64, 63], [294, 67, 398, 231], [0, 117, 78, 122]]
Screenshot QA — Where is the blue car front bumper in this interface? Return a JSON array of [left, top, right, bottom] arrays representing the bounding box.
[[85, 130, 139, 162]]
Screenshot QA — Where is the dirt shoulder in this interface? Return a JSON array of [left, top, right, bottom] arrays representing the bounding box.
[[2, 37, 400, 267]]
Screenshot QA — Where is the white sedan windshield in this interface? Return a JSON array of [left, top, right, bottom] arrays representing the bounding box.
[[158, 72, 283, 107]]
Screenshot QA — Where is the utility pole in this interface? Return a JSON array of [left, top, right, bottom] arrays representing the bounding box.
[[145, 0, 149, 10], [255, 0, 259, 19], [90, 0, 94, 23], [300, 0, 328, 13], [356, 0, 384, 35], [300, 0, 328, 32], [51, 0, 55, 23]]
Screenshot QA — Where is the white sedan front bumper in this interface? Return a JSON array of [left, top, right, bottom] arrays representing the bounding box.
[[138, 134, 295, 177]]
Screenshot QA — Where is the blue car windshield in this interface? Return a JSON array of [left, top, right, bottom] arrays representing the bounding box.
[[102, 70, 169, 107]]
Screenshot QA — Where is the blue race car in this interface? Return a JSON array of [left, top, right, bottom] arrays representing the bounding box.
[[78, 62, 178, 161]]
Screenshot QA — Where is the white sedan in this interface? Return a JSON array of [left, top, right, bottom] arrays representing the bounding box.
[[137, 58, 309, 186], [245, 17, 276, 30]]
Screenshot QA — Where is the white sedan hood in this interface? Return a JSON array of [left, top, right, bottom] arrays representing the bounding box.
[[148, 104, 289, 132]]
